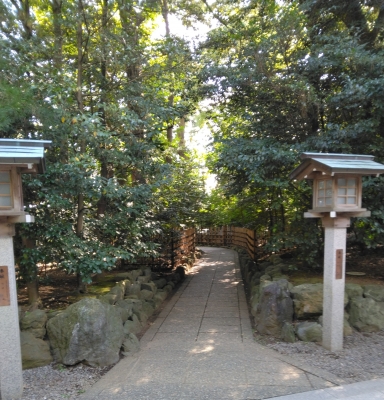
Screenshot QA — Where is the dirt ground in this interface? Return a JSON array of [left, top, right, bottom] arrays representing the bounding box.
[[17, 246, 384, 310]]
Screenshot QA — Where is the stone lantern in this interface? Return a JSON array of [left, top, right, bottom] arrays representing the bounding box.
[[0, 139, 51, 400], [290, 153, 384, 351]]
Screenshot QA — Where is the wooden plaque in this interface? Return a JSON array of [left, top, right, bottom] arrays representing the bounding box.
[[0, 266, 10, 306], [335, 249, 343, 280]]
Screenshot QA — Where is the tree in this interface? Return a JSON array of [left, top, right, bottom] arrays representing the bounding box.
[[0, 0, 204, 301], [198, 0, 384, 261]]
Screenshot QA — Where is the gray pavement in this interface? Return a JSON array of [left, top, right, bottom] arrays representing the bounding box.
[[79, 247, 383, 399]]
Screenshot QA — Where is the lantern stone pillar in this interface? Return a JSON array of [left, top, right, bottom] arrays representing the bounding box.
[[0, 139, 51, 399], [0, 222, 23, 400], [322, 216, 349, 351], [290, 152, 384, 351]]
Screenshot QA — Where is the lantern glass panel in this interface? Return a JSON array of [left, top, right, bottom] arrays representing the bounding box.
[[0, 172, 10, 182], [0, 197, 12, 206], [0, 171, 12, 208], [337, 177, 357, 206], [317, 179, 333, 207], [0, 183, 11, 195]]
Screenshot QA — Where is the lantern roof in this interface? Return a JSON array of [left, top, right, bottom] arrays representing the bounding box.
[[0, 139, 51, 173], [290, 152, 384, 181]]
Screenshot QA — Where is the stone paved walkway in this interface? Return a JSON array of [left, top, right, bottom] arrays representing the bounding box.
[[79, 247, 345, 400]]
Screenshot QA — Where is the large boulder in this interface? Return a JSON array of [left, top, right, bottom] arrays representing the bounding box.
[[291, 284, 323, 319], [254, 279, 293, 336], [20, 331, 52, 369], [348, 297, 384, 332], [47, 298, 124, 367], [20, 309, 47, 339], [292, 283, 348, 319]]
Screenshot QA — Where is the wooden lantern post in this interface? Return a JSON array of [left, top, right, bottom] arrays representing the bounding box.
[[290, 153, 384, 351], [0, 139, 50, 400]]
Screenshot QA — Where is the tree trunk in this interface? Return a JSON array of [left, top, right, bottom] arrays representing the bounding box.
[[22, 237, 41, 308], [177, 116, 186, 158]]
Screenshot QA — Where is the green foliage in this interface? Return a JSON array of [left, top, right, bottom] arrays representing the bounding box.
[[198, 0, 384, 261], [0, 0, 204, 286]]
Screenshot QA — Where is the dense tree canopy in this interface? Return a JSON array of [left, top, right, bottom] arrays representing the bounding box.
[[197, 0, 384, 262]]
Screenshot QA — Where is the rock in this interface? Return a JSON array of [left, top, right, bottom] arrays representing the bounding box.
[[142, 301, 155, 318], [20, 331, 53, 369], [175, 266, 186, 281], [115, 299, 134, 316], [47, 298, 124, 367], [344, 319, 353, 336], [125, 283, 141, 297], [292, 284, 348, 319], [163, 284, 173, 293], [142, 267, 152, 277], [125, 295, 139, 300], [318, 315, 353, 337], [131, 300, 149, 323], [122, 333, 140, 356], [153, 278, 167, 289], [114, 306, 130, 323], [46, 310, 63, 320], [20, 309, 47, 339], [123, 315, 142, 335], [109, 285, 125, 302], [254, 279, 293, 336], [296, 321, 322, 342], [273, 275, 289, 282], [363, 285, 384, 302], [153, 290, 168, 304], [291, 283, 324, 319], [140, 289, 154, 301], [98, 294, 118, 305], [137, 275, 150, 284], [345, 283, 363, 299], [171, 272, 181, 283], [281, 322, 296, 343], [166, 281, 175, 289], [348, 297, 384, 332], [250, 284, 260, 299], [250, 292, 260, 317], [141, 282, 157, 293]]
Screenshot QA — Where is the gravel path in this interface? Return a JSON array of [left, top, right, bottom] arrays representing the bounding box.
[[22, 364, 112, 400], [263, 330, 384, 382]]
